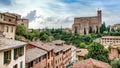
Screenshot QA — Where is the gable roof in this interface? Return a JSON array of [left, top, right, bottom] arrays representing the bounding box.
[[29, 41, 54, 51], [0, 37, 26, 51], [73, 58, 111, 68], [26, 48, 47, 63]]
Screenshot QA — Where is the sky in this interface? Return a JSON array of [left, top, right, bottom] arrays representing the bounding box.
[[0, 0, 120, 29]]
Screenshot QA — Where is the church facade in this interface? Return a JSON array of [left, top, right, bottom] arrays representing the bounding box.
[[72, 10, 102, 35]]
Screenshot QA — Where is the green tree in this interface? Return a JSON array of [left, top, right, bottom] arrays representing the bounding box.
[[106, 25, 110, 32], [84, 28, 86, 35], [111, 28, 115, 32], [96, 26, 99, 34], [39, 32, 49, 42], [16, 24, 27, 36], [80, 42, 86, 48], [85, 42, 110, 63], [111, 58, 120, 68], [89, 26, 93, 33], [100, 22, 106, 33], [117, 28, 120, 32]]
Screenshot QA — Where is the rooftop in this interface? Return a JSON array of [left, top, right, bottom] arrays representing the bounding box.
[[76, 48, 88, 56], [52, 40, 65, 45], [29, 41, 54, 51], [26, 48, 47, 63], [0, 37, 26, 51], [73, 58, 111, 68]]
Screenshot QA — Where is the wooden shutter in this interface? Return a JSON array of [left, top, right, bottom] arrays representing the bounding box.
[[4, 52, 7, 64]]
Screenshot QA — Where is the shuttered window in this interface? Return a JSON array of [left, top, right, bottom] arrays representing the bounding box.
[[14, 47, 24, 60], [4, 50, 11, 64]]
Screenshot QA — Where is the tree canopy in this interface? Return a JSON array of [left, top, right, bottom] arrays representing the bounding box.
[[85, 42, 110, 63]]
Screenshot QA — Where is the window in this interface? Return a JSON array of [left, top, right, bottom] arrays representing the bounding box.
[[48, 52, 50, 59], [11, 26, 13, 32], [4, 50, 11, 64], [20, 61, 23, 68], [6, 26, 9, 32], [39, 57, 41, 62], [41, 54, 46, 60], [14, 47, 24, 60], [28, 61, 33, 68], [0, 15, 2, 19], [35, 58, 39, 64], [9, 19, 11, 22], [13, 64, 18, 68]]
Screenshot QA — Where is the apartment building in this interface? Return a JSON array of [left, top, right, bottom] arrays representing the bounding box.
[[46, 43, 63, 68], [100, 36, 120, 46], [109, 44, 120, 60], [70, 45, 77, 63], [17, 19, 29, 30], [28, 42, 54, 68], [26, 47, 47, 68], [0, 13, 17, 39], [0, 37, 26, 68], [52, 40, 72, 68]]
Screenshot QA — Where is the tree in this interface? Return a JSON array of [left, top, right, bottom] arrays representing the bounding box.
[[111, 28, 115, 32], [96, 26, 99, 34], [80, 42, 86, 48], [100, 22, 106, 33], [117, 28, 120, 32], [84, 28, 86, 35], [106, 25, 110, 32], [89, 26, 93, 33], [16, 24, 27, 36], [85, 42, 110, 63], [111, 58, 120, 68]]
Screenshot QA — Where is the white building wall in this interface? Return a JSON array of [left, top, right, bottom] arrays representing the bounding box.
[[0, 46, 26, 68]]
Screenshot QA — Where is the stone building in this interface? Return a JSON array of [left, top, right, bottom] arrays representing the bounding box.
[[0, 37, 27, 68], [110, 24, 120, 31], [72, 10, 102, 35], [2, 12, 29, 29], [28, 42, 54, 68], [100, 36, 120, 47], [109, 44, 120, 60], [0, 13, 17, 39]]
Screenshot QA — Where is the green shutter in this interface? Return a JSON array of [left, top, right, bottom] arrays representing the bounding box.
[[14, 49, 16, 60], [20, 61, 22, 68], [4, 52, 7, 64], [9, 50, 11, 60], [18, 48, 20, 56]]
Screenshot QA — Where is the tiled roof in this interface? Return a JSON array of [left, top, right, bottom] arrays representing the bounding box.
[[62, 44, 71, 51], [26, 48, 47, 63], [76, 48, 88, 56], [47, 43, 63, 53], [73, 58, 111, 68], [29, 41, 54, 51], [0, 37, 26, 51], [52, 40, 65, 45]]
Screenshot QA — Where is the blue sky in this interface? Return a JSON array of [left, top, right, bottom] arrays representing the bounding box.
[[0, 0, 120, 29]]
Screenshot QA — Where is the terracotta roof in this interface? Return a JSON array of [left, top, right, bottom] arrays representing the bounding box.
[[102, 36, 120, 38], [73, 58, 111, 68], [0, 20, 16, 25], [62, 44, 71, 51], [0, 37, 27, 51], [76, 48, 88, 56], [29, 41, 54, 51], [26, 48, 47, 63], [52, 40, 65, 45]]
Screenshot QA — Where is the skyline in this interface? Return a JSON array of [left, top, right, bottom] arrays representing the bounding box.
[[0, 0, 120, 29]]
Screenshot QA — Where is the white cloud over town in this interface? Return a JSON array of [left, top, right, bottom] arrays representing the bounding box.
[[0, 0, 120, 29]]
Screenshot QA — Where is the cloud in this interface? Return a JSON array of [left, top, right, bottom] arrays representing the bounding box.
[[0, 0, 12, 6], [23, 10, 36, 22], [1, 0, 120, 29]]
